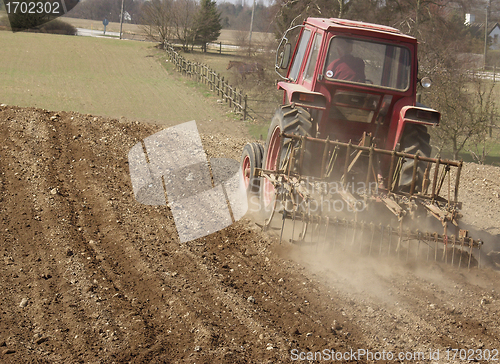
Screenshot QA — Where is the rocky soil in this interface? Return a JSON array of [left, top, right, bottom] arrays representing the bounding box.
[[1, 105, 500, 363]]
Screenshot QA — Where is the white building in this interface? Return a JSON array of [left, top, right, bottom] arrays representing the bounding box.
[[489, 22, 500, 50]]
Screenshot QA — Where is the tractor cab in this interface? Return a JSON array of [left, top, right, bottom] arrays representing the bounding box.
[[276, 18, 437, 150]]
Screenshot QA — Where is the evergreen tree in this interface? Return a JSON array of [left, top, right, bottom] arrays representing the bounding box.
[[193, 0, 222, 52]]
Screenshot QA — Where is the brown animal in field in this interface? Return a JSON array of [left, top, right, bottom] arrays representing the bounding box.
[[227, 61, 264, 79]]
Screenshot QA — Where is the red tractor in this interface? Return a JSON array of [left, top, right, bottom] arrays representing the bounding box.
[[241, 18, 481, 264]]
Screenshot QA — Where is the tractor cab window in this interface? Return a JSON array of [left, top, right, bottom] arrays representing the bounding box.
[[303, 33, 323, 82], [289, 29, 311, 81], [324, 37, 411, 91]]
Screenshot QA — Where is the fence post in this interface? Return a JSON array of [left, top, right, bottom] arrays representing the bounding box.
[[494, 65, 496, 83], [243, 95, 247, 121], [222, 77, 225, 100], [239, 91, 242, 115], [219, 42, 222, 54]]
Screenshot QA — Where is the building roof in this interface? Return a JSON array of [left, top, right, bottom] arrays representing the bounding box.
[[468, 22, 500, 37]]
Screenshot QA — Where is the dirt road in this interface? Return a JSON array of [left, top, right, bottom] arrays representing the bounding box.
[[1, 105, 500, 363]]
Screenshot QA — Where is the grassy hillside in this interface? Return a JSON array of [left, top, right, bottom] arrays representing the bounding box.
[[0, 31, 245, 131]]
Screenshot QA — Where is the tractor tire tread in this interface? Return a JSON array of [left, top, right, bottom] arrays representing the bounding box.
[[399, 124, 432, 193]]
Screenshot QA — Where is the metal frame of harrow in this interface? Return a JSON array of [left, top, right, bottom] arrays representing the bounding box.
[[256, 132, 482, 268]]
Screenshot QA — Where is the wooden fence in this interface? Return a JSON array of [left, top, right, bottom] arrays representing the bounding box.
[[164, 43, 248, 120], [474, 66, 500, 82]]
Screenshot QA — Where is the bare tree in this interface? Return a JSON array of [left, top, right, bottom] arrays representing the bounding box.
[[140, 0, 173, 43], [172, 0, 198, 50], [424, 70, 496, 159]]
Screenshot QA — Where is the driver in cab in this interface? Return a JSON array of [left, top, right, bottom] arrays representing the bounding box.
[[326, 38, 366, 83]]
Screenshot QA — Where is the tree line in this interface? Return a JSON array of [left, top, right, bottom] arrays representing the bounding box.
[[63, 0, 276, 50], [66, 0, 275, 31]]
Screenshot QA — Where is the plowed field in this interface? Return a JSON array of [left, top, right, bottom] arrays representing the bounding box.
[[1, 104, 500, 363]]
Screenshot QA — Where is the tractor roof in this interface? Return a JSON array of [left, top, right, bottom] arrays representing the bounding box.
[[305, 18, 417, 43]]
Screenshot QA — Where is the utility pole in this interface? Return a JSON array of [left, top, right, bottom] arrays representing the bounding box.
[[248, 0, 255, 56], [484, 0, 491, 69], [119, 0, 124, 40]]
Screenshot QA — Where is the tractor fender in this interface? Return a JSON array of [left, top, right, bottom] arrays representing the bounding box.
[[278, 82, 327, 110], [387, 99, 440, 150]]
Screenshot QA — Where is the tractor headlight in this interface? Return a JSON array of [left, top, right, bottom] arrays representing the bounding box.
[[420, 77, 432, 88]]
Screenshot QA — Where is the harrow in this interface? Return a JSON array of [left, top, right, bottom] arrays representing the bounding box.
[[253, 132, 482, 268]]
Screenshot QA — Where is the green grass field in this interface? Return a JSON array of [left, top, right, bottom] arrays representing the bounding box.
[[0, 30, 248, 133]]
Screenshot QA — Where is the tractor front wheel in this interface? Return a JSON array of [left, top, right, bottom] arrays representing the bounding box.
[[240, 142, 263, 196]]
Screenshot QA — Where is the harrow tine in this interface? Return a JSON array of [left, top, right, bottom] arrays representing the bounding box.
[[315, 218, 321, 248], [290, 210, 296, 244], [343, 219, 348, 250], [397, 219, 404, 259], [426, 233, 430, 261], [468, 241, 473, 270], [359, 221, 365, 254], [313, 217, 319, 252], [279, 209, 287, 245], [307, 201, 313, 246], [322, 218, 329, 250], [416, 231, 421, 260], [378, 224, 384, 256], [451, 235, 456, 266], [325, 217, 330, 249], [387, 226, 393, 255], [434, 233, 438, 262], [351, 219, 358, 248], [314, 217, 320, 251], [369, 223, 375, 256], [406, 230, 410, 262], [442, 224, 448, 263], [459, 236, 464, 268], [300, 212, 308, 242]]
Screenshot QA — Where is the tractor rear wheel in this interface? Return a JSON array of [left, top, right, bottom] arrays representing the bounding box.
[[398, 124, 432, 193], [260, 105, 314, 220]]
